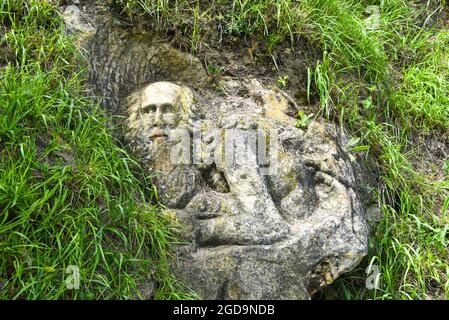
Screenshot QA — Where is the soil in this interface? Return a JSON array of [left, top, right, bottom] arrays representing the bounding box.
[[105, 1, 323, 116]]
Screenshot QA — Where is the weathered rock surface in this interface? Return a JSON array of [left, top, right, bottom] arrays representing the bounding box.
[[62, 3, 372, 299]]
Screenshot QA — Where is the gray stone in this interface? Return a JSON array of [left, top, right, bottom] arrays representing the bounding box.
[[123, 80, 369, 299], [64, 3, 372, 299], [62, 5, 96, 36]]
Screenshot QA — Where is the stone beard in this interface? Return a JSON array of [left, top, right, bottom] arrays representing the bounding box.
[[125, 81, 198, 168]]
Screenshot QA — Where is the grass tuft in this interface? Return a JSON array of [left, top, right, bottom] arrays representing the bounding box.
[[0, 0, 195, 300]]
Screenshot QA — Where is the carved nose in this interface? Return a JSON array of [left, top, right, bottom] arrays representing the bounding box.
[[154, 106, 163, 126]]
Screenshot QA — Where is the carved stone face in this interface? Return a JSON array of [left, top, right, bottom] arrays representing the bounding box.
[[126, 81, 193, 145]]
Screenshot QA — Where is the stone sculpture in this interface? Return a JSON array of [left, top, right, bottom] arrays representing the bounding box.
[[61, 3, 373, 299], [124, 80, 369, 299]]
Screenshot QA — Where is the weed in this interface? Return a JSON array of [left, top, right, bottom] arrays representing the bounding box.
[[276, 75, 289, 88], [295, 111, 313, 129]]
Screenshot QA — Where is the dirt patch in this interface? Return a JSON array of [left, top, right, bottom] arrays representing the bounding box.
[[412, 128, 449, 217], [103, 0, 323, 115], [0, 26, 15, 68]]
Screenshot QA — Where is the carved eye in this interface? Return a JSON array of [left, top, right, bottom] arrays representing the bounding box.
[[160, 103, 173, 113], [142, 104, 157, 114]]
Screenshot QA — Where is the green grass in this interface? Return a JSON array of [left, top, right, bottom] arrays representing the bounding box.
[[1, 0, 447, 300], [0, 0, 196, 299], [115, 0, 449, 299]]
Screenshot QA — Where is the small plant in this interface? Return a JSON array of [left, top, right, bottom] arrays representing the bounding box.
[[295, 110, 313, 129], [207, 64, 224, 78], [363, 96, 374, 110], [343, 137, 370, 162], [313, 52, 333, 119], [276, 75, 289, 88]]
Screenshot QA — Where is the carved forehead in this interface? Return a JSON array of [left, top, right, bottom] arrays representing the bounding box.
[[127, 81, 194, 115], [141, 82, 185, 106]]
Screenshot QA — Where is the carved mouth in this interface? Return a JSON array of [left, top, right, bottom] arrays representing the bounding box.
[[150, 133, 167, 138], [149, 129, 168, 139]]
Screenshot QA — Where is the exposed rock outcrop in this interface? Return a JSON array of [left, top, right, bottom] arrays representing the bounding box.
[[62, 3, 372, 299]]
